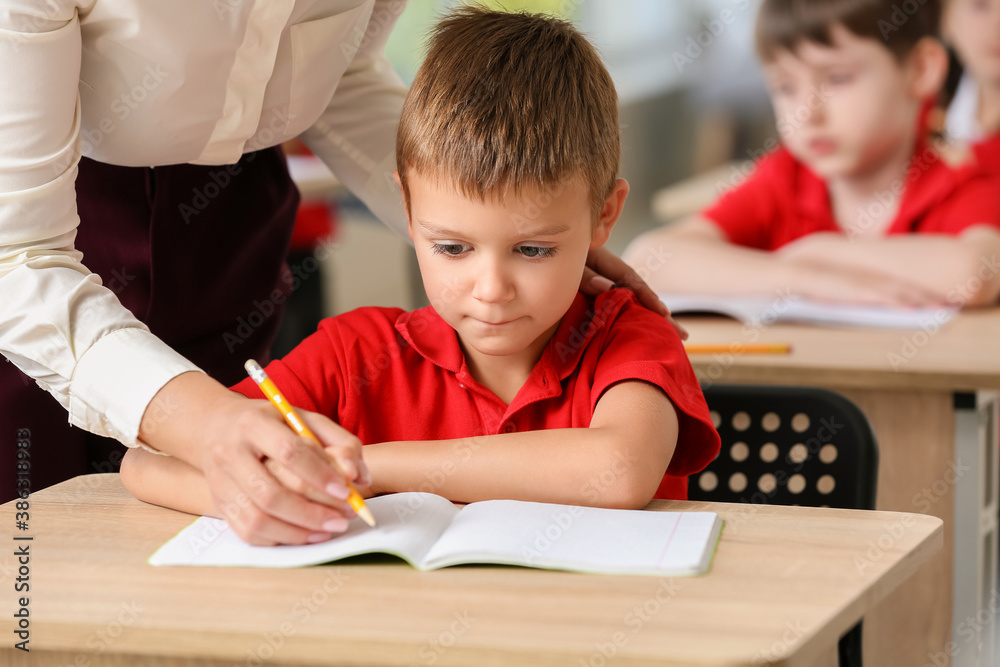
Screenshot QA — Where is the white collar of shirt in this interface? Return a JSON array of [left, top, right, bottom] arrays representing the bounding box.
[[945, 73, 983, 143]]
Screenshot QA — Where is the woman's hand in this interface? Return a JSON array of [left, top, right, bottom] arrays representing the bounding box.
[[139, 372, 368, 546], [582, 246, 688, 340]]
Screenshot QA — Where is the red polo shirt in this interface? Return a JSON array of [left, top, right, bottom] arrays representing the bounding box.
[[703, 144, 1000, 251], [231, 288, 720, 500], [974, 133, 1000, 174]]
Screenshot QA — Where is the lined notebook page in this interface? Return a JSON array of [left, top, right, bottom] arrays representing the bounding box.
[[424, 499, 722, 576], [148, 493, 459, 567]]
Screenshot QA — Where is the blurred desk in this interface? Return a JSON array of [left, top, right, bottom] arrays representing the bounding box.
[[0, 474, 941, 667], [680, 309, 1000, 667], [651, 161, 738, 222]]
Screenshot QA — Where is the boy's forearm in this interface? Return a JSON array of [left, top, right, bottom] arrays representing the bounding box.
[[781, 232, 1000, 305], [625, 220, 798, 297], [364, 429, 664, 509], [120, 448, 218, 517]]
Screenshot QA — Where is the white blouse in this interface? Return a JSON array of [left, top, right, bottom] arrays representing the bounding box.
[[0, 0, 408, 449]]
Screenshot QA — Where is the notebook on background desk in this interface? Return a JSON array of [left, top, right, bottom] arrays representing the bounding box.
[[149, 492, 724, 577], [659, 293, 957, 330]]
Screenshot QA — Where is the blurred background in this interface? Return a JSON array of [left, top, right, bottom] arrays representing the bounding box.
[[278, 0, 777, 353]]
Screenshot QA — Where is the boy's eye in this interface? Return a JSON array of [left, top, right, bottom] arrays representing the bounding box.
[[516, 246, 555, 259], [432, 243, 471, 257]]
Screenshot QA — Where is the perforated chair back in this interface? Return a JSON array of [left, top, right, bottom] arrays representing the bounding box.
[[690, 384, 879, 667], [690, 385, 878, 512]]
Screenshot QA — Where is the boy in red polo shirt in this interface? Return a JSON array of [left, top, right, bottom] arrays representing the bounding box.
[[625, 0, 1000, 307], [120, 7, 721, 543]]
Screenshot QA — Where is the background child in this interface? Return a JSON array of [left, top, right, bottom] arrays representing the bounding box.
[[625, 0, 1000, 307], [942, 0, 1000, 168], [120, 6, 721, 544]]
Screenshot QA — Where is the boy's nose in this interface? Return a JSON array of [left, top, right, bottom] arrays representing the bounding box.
[[799, 89, 826, 125], [472, 258, 515, 303]]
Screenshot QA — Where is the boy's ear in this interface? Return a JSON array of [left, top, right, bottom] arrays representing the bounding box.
[[393, 170, 414, 240], [906, 37, 948, 101], [590, 179, 629, 249]]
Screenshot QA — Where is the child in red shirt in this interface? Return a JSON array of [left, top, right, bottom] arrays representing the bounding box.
[[943, 0, 1000, 171], [625, 0, 1000, 307], [120, 7, 721, 543]]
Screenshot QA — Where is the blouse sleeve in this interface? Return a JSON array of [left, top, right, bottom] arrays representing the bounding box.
[[299, 0, 410, 238], [0, 3, 201, 450]]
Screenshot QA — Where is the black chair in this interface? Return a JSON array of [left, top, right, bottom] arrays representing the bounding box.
[[690, 384, 879, 667]]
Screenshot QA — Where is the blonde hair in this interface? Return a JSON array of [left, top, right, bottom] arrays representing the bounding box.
[[396, 5, 620, 218]]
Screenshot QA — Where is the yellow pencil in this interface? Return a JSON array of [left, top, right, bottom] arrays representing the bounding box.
[[684, 343, 792, 355], [244, 359, 377, 528]]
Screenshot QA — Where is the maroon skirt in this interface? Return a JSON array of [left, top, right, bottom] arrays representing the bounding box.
[[0, 147, 300, 501]]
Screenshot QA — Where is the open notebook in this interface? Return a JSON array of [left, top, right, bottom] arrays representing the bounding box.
[[149, 492, 723, 577], [660, 293, 957, 330]]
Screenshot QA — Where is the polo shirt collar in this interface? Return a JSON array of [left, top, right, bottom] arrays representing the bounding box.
[[795, 137, 960, 236]]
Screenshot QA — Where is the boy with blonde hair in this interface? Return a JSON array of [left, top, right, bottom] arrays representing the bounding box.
[[626, 0, 1000, 307], [121, 6, 720, 544]]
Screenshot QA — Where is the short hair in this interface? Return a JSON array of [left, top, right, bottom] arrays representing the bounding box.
[[755, 0, 941, 62], [396, 5, 620, 218]]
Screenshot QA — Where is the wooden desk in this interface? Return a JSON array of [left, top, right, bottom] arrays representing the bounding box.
[[680, 310, 1000, 667], [651, 161, 739, 222], [1, 475, 941, 667]]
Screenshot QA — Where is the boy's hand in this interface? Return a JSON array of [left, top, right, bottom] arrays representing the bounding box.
[[583, 247, 689, 340]]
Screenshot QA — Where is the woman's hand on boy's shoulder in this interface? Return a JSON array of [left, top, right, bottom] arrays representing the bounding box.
[[582, 247, 689, 340]]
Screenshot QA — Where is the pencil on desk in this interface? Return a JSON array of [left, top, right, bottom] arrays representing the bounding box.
[[684, 343, 792, 355], [244, 359, 377, 528]]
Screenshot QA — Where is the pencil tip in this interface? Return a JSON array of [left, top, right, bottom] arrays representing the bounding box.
[[357, 506, 377, 528]]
